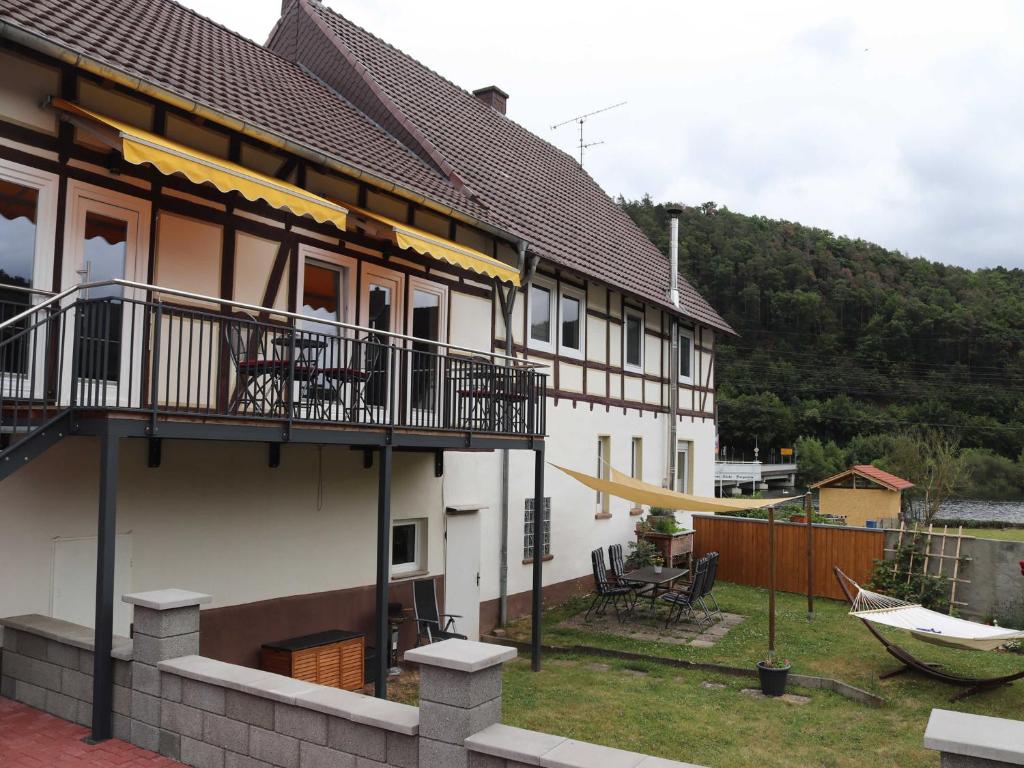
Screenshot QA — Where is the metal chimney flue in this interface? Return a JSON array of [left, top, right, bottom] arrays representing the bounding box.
[[666, 205, 682, 309]]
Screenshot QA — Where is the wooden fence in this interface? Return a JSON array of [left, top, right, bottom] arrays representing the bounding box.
[[693, 515, 886, 601]]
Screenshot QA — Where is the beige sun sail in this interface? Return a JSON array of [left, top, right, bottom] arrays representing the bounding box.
[[553, 464, 796, 513]]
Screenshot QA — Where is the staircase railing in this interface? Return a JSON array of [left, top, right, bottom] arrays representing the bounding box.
[[0, 279, 547, 443]]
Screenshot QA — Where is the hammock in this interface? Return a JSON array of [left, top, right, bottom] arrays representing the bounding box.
[[834, 567, 1024, 700], [850, 585, 1024, 652]]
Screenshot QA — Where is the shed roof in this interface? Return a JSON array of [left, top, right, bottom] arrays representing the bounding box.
[[810, 465, 915, 492]]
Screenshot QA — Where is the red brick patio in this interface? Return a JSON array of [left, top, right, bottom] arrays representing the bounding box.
[[0, 697, 183, 767]]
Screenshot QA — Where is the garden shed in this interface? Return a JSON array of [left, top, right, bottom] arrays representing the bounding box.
[[810, 465, 914, 527]]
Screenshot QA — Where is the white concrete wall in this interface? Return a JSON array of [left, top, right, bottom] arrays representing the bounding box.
[[0, 438, 445, 620]]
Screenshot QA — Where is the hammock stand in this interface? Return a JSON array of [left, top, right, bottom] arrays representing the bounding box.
[[833, 567, 1024, 701]]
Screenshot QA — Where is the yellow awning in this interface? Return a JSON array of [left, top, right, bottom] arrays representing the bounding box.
[[51, 98, 348, 231], [554, 464, 800, 513], [347, 204, 520, 286]]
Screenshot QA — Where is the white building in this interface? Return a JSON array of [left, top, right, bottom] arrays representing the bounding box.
[[0, 0, 731, 739]]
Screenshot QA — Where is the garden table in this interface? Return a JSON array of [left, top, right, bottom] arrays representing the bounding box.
[[622, 566, 689, 615]]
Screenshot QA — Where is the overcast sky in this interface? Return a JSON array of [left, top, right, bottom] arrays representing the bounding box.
[[181, 0, 1024, 270]]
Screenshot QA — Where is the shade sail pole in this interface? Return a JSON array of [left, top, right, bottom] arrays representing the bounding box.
[[805, 493, 815, 621], [768, 505, 777, 663], [531, 444, 545, 672]]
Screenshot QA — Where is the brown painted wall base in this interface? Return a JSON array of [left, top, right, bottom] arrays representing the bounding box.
[[199, 577, 444, 669], [479, 573, 593, 634]]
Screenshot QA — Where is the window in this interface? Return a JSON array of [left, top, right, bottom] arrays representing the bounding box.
[[597, 435, 611, 515], [678, 326, 694, 383], [391, 518, 425, 576], [524, 497, 551, 561], [527, 282, 554, 351], [631, 437, 643, 479], [675, 441, 692, 493], [624, 309, 644, 370], [76, 212, 129, 382], [300, 261, 348, 332], [0, 179, 41, 375], [558, 287, 584, 358], [410, 284, 443, 412]]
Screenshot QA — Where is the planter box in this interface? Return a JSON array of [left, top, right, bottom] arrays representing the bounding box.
[[635, 528, 694, 568]]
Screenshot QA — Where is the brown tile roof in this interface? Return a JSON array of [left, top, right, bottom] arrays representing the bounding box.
[[810, 465, 915, 492], [0, 0, 731, 332], [283, 1, 731, 332]]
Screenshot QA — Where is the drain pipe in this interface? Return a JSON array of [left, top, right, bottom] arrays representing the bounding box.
[[499, 240, 532, 626], [666, 206, 683, 489]]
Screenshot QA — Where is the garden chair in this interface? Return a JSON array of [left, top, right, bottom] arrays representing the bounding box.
[[608, 543, 647, 603], [585, 548, 634, 622], [702, 551, 723, 619], [659, 555, 712, 630], [412, 578, 467, 645]]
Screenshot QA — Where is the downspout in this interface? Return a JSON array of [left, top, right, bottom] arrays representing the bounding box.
[[666, 207, 683, 489], [499, 241, 532, 626]]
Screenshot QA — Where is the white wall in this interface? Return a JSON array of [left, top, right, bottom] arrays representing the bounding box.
[[0, 438, 445, 620]]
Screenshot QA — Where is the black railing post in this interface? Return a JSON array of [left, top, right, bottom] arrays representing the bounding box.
[[531, 442, 546, 671], [149, 300, 162, 435], [90, 424, 119, 742], [374, 444, 393, 698]]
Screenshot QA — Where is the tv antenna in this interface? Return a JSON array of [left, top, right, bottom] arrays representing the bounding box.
[[551, 101, 626, 167]]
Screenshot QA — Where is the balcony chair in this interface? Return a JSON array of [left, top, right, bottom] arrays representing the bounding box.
[[659, 555, 713, 630], [702, 551, 723, 619], [585, 548, 634, 622], [315, 334, 372, 423], [224, 312, 289, 416], [412, 578, 467, 645]]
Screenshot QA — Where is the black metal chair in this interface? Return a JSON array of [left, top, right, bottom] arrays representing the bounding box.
[[585, 548, 634, 622], [412, 578, 467, 645], [607, 543, 646, 604], [659, 555, 712, 630], [702, 551, 722, 619]]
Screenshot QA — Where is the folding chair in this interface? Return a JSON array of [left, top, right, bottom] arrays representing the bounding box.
[[702, 551, 723, 619], [585, 548, 634, 622], [607, 543, 646, 604], [659, 556, 712, 630], [412, 578, 467, 645]]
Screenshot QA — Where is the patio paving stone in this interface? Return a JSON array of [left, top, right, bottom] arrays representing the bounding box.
[[558, 610, 744, 647]]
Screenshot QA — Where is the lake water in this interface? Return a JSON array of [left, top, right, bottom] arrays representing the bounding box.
[[938, 499, 1024, 525]]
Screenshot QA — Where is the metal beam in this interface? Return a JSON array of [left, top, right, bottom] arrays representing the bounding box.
[[374, 445, 393, 698], [90, 427, 118, 742], [531, 444, 545, 672]]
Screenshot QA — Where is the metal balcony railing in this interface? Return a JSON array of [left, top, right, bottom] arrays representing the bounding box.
[[0, 280, 547, 441]]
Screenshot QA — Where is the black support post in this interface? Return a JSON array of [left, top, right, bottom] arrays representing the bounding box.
[[90, 427, 119, 742], [531, 444, 545, 672], [374, 445, 393, 698]]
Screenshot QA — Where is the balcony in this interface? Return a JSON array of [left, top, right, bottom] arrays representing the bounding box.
[[0, 280, 546, 455]]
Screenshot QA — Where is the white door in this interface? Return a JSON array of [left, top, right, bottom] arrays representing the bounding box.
[[61, 180, 149, 408], [444, 509, 481, 641], [359, 265, 403, 420], [50, 534, 133, 637]]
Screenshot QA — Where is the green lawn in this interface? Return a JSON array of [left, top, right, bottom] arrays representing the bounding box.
[[491, 584, 1024, 768], [963, 527, 1024, 542]]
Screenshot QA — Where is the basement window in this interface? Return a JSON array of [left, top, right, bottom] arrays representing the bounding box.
[[391, 518, 426, 576]]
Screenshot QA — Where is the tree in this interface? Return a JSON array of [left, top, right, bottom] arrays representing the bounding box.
[[878, 431, 971, 523], [793, 436, 844, 486]]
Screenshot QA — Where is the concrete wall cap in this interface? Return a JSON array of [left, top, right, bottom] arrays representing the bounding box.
[[122, 589, 212, 610], [404, 639, 516, 672], [295, 685, 419, 734], [924, 709, 1024, 765], [465, 723, 567, 764], [158, 655, 273, 691], [0, 614, 132, 658]]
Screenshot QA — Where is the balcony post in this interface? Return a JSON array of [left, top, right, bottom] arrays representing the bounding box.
[[90, 424, 119, 741], [531, 442, 545, 671], [374, 444, 393, 698]]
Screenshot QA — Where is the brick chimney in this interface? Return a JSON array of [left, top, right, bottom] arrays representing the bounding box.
[[473, 86, 509, 115]]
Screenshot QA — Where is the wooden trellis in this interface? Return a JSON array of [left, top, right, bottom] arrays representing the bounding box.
[[884, 521, 972, 614]]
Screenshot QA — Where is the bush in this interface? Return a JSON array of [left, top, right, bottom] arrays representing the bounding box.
[[625, 539, 660, 569], [867, 545, 956, 613]]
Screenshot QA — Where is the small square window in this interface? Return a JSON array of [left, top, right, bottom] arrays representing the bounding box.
[[391, 519, 425, 575]]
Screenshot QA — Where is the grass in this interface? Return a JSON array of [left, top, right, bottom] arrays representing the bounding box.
[[490, 583, 1024, 768], [963, 527, 1024, 542]]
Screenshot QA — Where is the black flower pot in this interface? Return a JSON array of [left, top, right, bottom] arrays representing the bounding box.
[[757, 661, 791, 696]]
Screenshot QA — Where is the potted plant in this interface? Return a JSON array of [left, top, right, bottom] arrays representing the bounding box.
[[651, 554, 665, 574], [757, 656, 791, 696], [635, 510, 693, 568]]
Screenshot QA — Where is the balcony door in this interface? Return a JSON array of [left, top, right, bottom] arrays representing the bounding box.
[[61, 181, 149, 408], [0, 160, 58, 400], [359, 265, 403, 418], [406, 278, 447, 425]]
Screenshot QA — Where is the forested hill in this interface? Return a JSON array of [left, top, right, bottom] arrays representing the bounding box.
[[620, 196, 1024, 463]]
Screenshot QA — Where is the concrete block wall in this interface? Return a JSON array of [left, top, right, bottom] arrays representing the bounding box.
[[0, 614, 134, 735], [2, 589, 709, 768], [924, 709, 1024, 767]]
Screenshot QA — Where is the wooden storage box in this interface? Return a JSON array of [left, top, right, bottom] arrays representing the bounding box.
[[260, 629, 365, 691]]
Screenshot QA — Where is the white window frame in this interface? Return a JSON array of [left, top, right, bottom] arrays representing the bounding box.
[[407, 276, 449, 417], [623, 307, 644, 373], [631, 436, 643, 480], [675, 440, 692, 494], [526, 277, 555, 353], [678, 326, 695, 385], [295, 244, 356, 327], [596, 435, 611, 516], [0, 159, 59, 399], [391, 518, 426, 576], [557, 283, 585, 360]]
